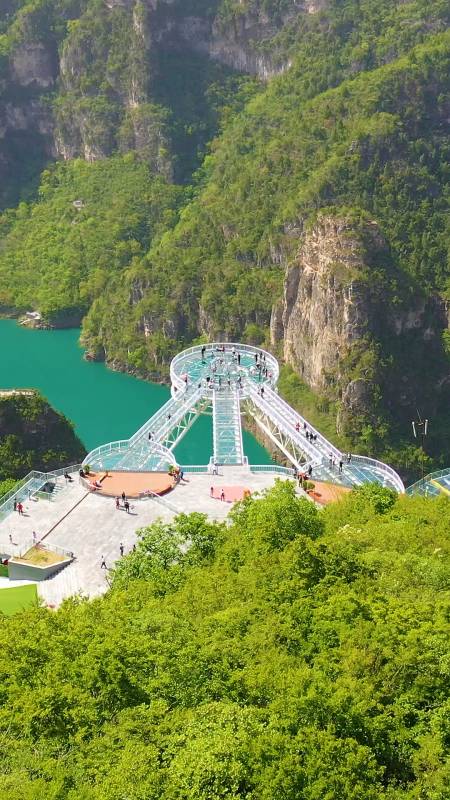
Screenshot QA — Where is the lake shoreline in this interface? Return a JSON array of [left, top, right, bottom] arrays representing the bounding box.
[[0, 320, 273, 465]]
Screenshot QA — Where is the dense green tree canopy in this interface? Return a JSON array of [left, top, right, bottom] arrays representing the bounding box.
[[0, 390, 85, 480], [0, 482, 448, 798]]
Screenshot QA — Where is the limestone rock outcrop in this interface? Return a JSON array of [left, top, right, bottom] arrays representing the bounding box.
[[272, 213, 450, 435]]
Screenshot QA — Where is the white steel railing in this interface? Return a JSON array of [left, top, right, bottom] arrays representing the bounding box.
[[246, 383, 328, 464], [179, 465, 209, 473], [84, 439, 177, 472], [128, 386, 202, 446], [246, 383, 405, 493], [406, 468, 450, 495], [0, 465, 83, 521], [349, 455, 405, 493], [254, 384, 342, 462], [83, 440, 130, 467], [212, 388, 245, 465], [137, 488, 180, 513], [14, 539, 75, 560], [250, 465, 296, 476]]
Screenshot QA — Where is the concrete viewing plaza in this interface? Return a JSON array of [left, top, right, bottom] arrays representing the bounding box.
[[0, 342, 406, 608], [0, 467, 299, 606]]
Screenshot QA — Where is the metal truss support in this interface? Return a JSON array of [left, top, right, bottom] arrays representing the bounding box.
[[244, 398, 309, 470], [161, 398, 210, 452]]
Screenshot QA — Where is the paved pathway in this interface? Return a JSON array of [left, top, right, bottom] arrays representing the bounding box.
[[0, 468, 302, 607]]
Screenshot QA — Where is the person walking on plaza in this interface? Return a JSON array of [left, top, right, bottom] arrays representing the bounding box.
[[124, 500, 130, 514], [13, 499, 17, 512], [119, 542, 124, 557], [220, 489, 225, 502], [339, 460, 343, 474], [17, 502, 23, 515], [115, 497, 120, 510], [101, 556, 107, 569], [210, 486, 214, 497], [121, 491, 126, 503]]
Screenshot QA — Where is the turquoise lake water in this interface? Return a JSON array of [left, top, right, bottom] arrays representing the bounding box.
[[0, 320, 272, 465]]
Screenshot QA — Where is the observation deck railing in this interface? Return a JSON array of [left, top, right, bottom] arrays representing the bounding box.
[[0, 464, 83, 522], [406, 468, 450, 496], [348, 455, 405, 493], [83, 440, 177, 471], [170, 342, 279, 394]]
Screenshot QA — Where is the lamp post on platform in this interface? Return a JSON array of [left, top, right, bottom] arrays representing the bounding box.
[[412, 413, 428, 494]]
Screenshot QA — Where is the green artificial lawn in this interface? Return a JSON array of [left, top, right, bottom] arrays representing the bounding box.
[[0, 584, 38, 616]]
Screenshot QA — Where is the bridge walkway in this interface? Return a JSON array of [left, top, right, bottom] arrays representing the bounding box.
[[212, 389, 244, 465], [112, 386, 205, 471], [246, 383, 398, 489]]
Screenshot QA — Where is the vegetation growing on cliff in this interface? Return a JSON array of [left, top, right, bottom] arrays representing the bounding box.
[[0, 482, 448, 797], [0, 156, 182, 324], [0, 390, 85, 479], [0, 0, 449, 471]]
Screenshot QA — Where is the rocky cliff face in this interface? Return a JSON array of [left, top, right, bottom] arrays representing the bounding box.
[[0, 0, 317, 187], [272, 214, 450, 436], [151, 0, 312, 78], [277, 215, 379, 391], [0, 27, 58, 206]]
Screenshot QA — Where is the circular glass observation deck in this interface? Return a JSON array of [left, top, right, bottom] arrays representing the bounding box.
[[170, 342, 279, 399]]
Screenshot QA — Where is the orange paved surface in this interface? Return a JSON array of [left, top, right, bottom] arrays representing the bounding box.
[[307, 480, 351, 505], [88, 471, 175, 498], [210, 486, 251, 503]]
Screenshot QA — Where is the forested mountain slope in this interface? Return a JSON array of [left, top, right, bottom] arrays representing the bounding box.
[[0, 483, 448, 798], [0, 389, 85, 483], [0, 0, 449, 472]]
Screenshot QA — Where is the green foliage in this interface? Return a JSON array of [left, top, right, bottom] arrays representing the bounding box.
[[0, 477, 18, 498], [0, 156, 182, 324], [0, 390, 85, 479], [0, 484, 448, 796]]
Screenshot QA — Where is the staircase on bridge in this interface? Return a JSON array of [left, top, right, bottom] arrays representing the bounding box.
[[212, 389, 244, 465]]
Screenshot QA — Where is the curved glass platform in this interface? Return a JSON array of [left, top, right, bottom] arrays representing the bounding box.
[[406, 468, 450, 497], [83, 342, 405, 493], [170, 343, 279, 397]]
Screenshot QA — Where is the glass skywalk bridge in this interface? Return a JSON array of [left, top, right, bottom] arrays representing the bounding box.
[[83, 342, 405, 493], [212, 389, 245, 465]]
